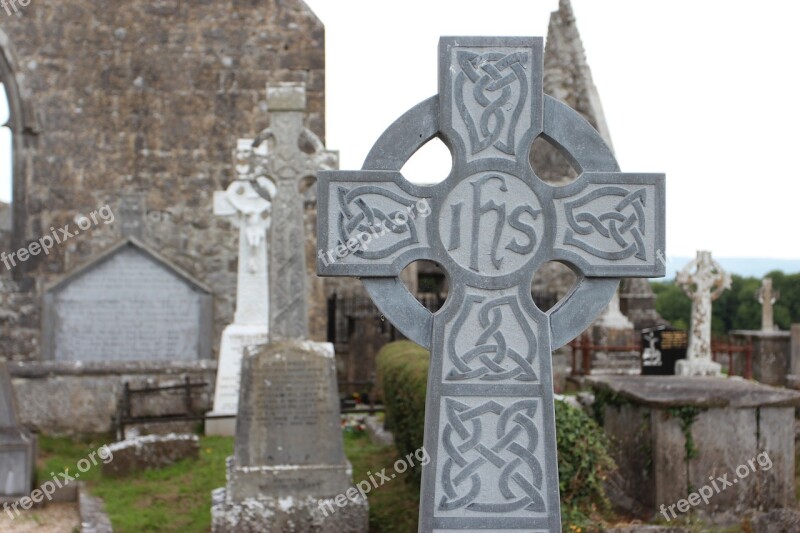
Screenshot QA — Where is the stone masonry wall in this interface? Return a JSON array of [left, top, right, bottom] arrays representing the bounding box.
[[0, 0, 325, 359]]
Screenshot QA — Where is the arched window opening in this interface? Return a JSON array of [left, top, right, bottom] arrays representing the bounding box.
[[0, 81, 11, 246]]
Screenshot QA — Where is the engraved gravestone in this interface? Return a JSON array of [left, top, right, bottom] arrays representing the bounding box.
[[251, 83, 338, 339], [317, 37, 665, 532], [42, 238, 213, 361], [206, 141, 274, 436], [0, 362, 35, 503], [210, 341, 368, 532]]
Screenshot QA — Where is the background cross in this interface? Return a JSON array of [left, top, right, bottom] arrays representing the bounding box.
[[318, 37, 664, 532], [253, 83, 338, 339]]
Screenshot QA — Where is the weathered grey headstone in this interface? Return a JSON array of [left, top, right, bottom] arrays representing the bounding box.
[[42, 238, 213, 362], [211, 340, 368, 532], [317, 37, 665, 532], [206, 143, 274, 436], [757, 277, 779, 332], [251, 83, 338, 339], [0, 362, 35, 503], [675, 251, 730, 376]]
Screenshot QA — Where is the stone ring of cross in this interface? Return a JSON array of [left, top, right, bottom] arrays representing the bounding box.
[[318, 37, 665, 532], [319, 38, 664, 352]]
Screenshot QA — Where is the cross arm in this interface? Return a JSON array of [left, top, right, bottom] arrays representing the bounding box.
[[317, 170, 434, 277], [551, 172, 666, 277]]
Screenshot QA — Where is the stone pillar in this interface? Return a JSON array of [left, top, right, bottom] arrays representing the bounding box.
[[0, 362, 36, 505], [790, 324, 800, 389]]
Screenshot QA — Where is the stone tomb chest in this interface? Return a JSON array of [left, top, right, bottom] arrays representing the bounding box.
[[42, 238, 213, 362]]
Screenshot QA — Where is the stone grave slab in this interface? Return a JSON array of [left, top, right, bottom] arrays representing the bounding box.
[[42, 237, 213, 362], [317, 36, 665, 532], [588, 375, 800, 520]]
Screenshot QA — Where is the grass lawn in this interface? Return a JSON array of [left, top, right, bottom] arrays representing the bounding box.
[[38, 433, 232, 532], [36, 430, 419, 532], [342, 430, 421, 533]]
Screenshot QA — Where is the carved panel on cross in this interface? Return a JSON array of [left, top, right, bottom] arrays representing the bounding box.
[[435, 397, 547, 516]]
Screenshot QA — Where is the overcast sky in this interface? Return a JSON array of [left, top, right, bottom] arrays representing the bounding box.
[[304, 0, 800, 260], [2, 1, 799, 260]]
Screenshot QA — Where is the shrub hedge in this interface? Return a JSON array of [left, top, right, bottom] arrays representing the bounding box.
[[376, 340, 614, 524]]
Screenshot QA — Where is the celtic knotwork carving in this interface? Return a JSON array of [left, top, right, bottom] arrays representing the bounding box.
[[439, 399, 546, 513], [336, 186, 420, 260], [455, 51, 529, 155], [563, 187, 648, 261], [447, 295, 538, 382]]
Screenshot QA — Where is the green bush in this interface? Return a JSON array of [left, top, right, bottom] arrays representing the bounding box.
[[377, 340, 615, 524], [376, 340, 430, 485]]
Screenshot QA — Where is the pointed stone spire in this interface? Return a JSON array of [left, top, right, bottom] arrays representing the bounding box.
[[544, 0, 614, 150]]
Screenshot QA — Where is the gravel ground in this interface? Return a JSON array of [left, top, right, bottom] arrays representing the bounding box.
[[2, 502, 81, 533]]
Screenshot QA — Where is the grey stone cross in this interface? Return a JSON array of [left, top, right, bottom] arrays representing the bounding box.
[[317, 37, 665, 532], [253, 83, 338, 339]]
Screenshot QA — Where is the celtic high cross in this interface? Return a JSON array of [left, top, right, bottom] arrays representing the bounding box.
[[318, 37, 665, 532]]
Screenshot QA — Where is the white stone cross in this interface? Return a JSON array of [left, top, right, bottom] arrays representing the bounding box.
[[675, 250, 730, 376], [213, 139, 275, 326], [207, 141, 276, 434]]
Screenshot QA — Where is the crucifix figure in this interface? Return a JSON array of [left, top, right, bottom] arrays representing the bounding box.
[[757, 277, 779, 332], [317, 37, 665, 532], [675, 250, 730, 376], [252, 83, 338, 339], [215, 141, 276, 326]]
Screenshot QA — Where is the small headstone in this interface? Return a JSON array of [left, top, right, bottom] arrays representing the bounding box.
[[206, 143, 275, 436], [42, 238, 213, 362], [317, 36, 665, 532], [757, 277, 779, 332], [252, 82, 338, 340], [211, 340, 368, 532], [675, 251, 730, 376], [641, 327, 688, 375], [0, 362, 35, 503]]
